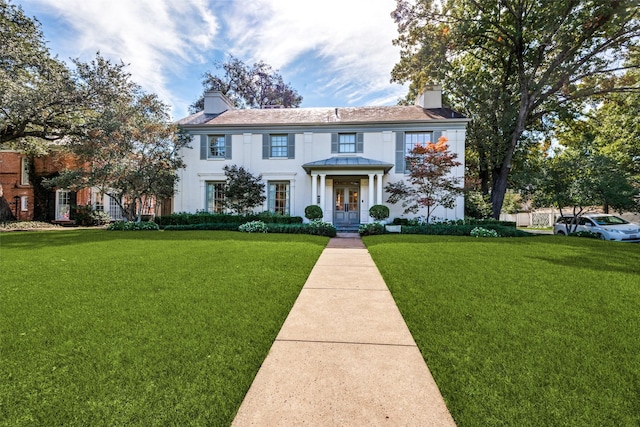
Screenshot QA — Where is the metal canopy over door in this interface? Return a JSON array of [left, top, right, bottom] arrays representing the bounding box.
[[334, 181, 360, 228]]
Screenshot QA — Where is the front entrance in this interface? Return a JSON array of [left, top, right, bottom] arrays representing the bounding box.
[[334, 181, 359, 228]]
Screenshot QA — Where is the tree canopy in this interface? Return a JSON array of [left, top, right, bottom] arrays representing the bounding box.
[[190, 56, 302, 112], [391, 0, 640, 218], [221, 165, 266, 214]]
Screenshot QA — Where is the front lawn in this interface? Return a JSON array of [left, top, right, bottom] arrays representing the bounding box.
[[0, 230, 328, 426], [364, 235, 640, 426]]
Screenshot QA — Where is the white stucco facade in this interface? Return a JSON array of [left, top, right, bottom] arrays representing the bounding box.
[[174, 90, 468, 229]]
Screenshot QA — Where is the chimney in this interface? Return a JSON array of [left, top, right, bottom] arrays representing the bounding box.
[[415, 85, 442, 109], [204, 91, 234, 114]]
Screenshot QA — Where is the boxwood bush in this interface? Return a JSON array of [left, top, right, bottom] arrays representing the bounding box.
[[155, 212, 303, 227]]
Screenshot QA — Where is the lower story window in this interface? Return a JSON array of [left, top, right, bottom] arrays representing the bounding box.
[[206, 182, 225, 213], [268, 181, 290, 215]]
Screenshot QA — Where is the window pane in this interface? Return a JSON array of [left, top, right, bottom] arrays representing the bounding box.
[[268, 182, 290, 215], [21, 157, 30, 185], [339, 134, 356, 153], [209, 136, 226, 158], [206, 182, 225, 213], [404, 132, 432, 172], [270, 135, 288, 157]]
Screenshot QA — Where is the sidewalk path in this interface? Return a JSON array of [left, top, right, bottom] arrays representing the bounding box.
[[231, 234, 456, 426]]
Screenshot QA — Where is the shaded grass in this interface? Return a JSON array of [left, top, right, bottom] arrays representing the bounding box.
[[0, 230, 328, 426], [364, 235, 640, 426]]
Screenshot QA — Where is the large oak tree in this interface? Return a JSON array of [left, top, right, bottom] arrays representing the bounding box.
[[391, 0, 640, 218]]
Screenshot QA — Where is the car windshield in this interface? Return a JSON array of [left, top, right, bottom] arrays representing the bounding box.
[[591, 216, 628, 225]]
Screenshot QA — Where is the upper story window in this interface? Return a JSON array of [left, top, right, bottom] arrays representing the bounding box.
[[405, 131, 432, 154], [270, 135, 288, 157], [209, 135, 226, 158], [21, 157, 30, 185], [200, 134, 232, 160], [263, 133, 295, 159], [395, 131, 440, 173], [331, 132, 363, 154]]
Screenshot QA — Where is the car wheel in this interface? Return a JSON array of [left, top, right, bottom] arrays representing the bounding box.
[[598, 233, 606, 240], [556, 230, 565, 236]]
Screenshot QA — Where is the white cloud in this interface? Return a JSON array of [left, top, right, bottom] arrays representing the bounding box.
[[24, 0, 220, 115]]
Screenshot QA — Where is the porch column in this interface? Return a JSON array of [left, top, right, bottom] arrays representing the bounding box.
[[319, 174, 326, 213], [376, 173, 383, 206], [368, 174, 375, 208], [311, 173, 318, 205]]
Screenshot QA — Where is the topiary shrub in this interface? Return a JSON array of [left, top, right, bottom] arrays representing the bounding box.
[[304, 205, 323, 221], [359, 222, 386, 236], [369, 204, 390, 222]]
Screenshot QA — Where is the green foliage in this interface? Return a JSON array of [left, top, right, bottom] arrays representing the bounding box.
[[391, 0, 640, 218], [470, 227, 500, 237], [74, 205, 111, 226], [155, 212, 303, 226], [501, 191, 522, 214], [305, 220, 337, 237], [401, 224, 527, 237], [106, 221, 159, 231], [464, 191, 492, 219], [304, 205, 323, 221], [191, 55, 302, 112], [359, 222, 386, 236], [238, 220, 268, 233], [368, 204, 390, 221], [222, 165, 266, 214]]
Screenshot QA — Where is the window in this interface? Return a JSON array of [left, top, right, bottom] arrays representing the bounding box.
[[56, 190, 70, 220], [268, 182, 290, 215], [21, 196, 28, 211], [339, 134, 356, 153], [405, 132, 432, 154], [209, 135, 226, 158], [396, 131, 434, 173], [332, 132, 363, 153], [21, 157, 30, 185], [263, 134, 294, 159], [206, 182, 225, 213], [270, 135, 288, 157]]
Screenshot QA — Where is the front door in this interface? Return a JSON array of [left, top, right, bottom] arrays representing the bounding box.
[[334, 183, 359, 227]]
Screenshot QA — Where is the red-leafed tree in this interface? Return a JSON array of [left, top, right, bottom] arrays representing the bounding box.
[[385, 136, 462, 224]]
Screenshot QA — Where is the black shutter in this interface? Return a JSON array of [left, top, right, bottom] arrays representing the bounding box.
[[331, 133, 338, 153], [47, 191, 56, 221], [225, 134, 232, 159], [395, 131, 405, 173], [262, 134, 270, 159], [287, 133, 295, 159], [356, 132, 364, 153], [69, 192, 77, 220], [200, 135, 207, 159]]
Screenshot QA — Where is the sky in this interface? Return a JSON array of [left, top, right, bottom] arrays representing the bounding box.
[[17, 0, 409, 121]]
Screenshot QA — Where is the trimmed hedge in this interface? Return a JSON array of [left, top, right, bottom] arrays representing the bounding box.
[[401, 224, 530, 237], [392, 217, 517, 228], [163, 221, 337, 237], [156, 212, 303, 227]]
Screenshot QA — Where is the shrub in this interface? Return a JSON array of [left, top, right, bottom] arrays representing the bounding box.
[[304, 205, 323, 221], [465, 190, 492, 219], [359, 222, 386, 236], [107, 221, 159, 231], [73, 205, 112, 226], [238, 220, 268, 233], [163, 223, 240, 231], [155, 212, 303, 227], [306, 220, 337, 237], [470, 227, 500, 237], [369, 205, 390, 221]]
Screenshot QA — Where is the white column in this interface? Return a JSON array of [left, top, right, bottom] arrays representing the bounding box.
[[368, 173, 375, 209], [311, 173, 318, 206], [376, 173, 383, 205], [319, 174, 326, 213]]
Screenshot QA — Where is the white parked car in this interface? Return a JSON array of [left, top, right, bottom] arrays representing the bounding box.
[[554, 214, 640, 242]]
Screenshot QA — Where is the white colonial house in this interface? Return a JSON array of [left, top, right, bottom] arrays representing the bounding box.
[[174, 86, 468, 230]]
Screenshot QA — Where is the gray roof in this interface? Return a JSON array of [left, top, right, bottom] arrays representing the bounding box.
[[302, 156, 394, 173], [177, 105, 466, 127]]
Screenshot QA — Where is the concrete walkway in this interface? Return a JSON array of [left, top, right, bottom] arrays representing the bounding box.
[[231, 234, 456, 426]]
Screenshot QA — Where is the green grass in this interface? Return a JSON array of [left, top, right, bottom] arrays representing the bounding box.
[[364, 235, 640, 427], [0, 230, 328, 426]]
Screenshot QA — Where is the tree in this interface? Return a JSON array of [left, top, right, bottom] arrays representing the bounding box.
[[532, 148, 638, 232], [49, 57, 191, 222], [385, 136, 462, 223], [190, 56, 302, 112], [391, 0, 640, 218], [221, 165, 266, 214]]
